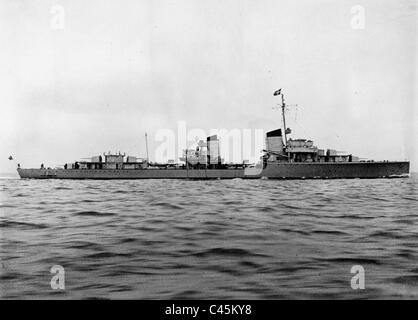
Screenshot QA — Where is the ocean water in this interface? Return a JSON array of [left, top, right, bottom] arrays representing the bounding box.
[[0, 174, 417, 299]]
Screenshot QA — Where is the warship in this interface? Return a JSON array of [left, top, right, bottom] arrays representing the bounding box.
[[17, 90, 409, 180]]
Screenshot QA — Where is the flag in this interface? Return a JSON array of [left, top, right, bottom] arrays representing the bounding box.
[[8, 155, 13, 160], [273, 88, 282, 96]]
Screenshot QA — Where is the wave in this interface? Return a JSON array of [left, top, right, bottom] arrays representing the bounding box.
[[192, 247, 268, 258], [322, 257, 382, 265], [0, 220, 49, 230], [73, 211, 116, 217], [150, 202, 183, 210]]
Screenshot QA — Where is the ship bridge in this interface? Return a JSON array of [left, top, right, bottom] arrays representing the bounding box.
[[264, 129, 359, 163], [285, 139, 319, 162]]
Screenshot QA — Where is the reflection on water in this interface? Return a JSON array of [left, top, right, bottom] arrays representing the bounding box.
[[0, 175, 417, 299]]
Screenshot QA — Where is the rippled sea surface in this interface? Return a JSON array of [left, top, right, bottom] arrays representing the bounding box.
[[1, 174, 417, 299]]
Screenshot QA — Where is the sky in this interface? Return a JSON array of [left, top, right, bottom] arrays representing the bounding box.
[[0, 0, 417, 174]]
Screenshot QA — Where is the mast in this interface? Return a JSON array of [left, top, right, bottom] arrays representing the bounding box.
[[185, 149, 189, 178], [145, 132, 149, 163], [281, 93, 288, 146], [274, 88, 297, 162]]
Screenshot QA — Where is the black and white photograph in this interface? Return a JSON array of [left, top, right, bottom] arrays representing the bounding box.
[[0, 0, 417, 307]]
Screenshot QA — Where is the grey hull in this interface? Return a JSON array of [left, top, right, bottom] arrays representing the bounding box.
[[17, 161, 409, 180], [246, 161, 410, 179], [17, 168, 245, 179]]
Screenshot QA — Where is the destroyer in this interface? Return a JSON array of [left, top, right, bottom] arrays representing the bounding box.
[[17, 90, 409, 180]]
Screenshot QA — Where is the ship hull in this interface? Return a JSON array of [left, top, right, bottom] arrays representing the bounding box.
[[17, 161, 409, 180], [16, 168, 245, 179], [245, 161, 410, 179]]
